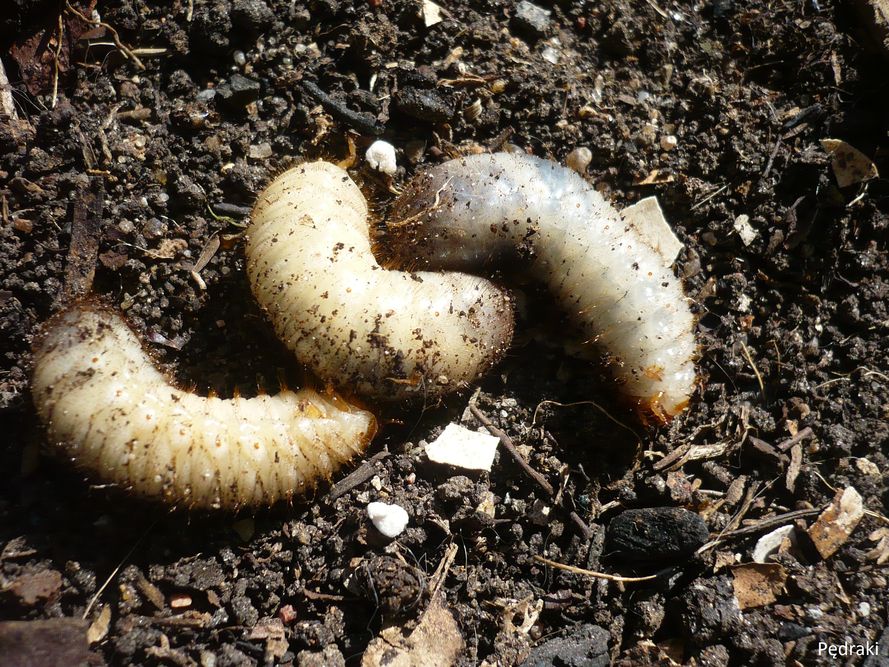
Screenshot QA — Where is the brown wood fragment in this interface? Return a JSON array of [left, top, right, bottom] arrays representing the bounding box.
[[62, 177, 105, 302], [785, 444, 802, 493]]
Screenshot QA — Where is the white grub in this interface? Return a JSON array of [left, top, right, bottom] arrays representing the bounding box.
[[366, 501, 409, 538], [365, 140, 398, 176], [31, 304, 376, 509], [424, 423, 499, 471], [246, 161, 514, 402], [389, 153, 697, 419]]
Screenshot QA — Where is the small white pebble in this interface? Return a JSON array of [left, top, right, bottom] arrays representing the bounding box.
[[660, 134, 678, 152], [424, 423, 499, 471], [366, 501, 409, 538], [365, 140, 397, 176], [566, 147, 592, 174], [859, 601, 871, 617]]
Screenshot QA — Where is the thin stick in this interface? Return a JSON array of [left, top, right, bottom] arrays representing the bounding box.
[[691, 184, 727, 210], [83, 519, 157, 618], [325, 450, 389, 502], [51, 13, 64, 108], [531, 399, 640, 444], [739, 341, 765, 395], [696, 507, 821, 553], [533, 555, 658, 583], [469, 404, 553, 495], [65, 2, 145, 70], [469, 404, 592, 539], [777, 426, 813, 452]]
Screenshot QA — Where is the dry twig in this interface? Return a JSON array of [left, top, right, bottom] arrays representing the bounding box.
[[65, 2, 146, 70], [533, 555, 658, 583]]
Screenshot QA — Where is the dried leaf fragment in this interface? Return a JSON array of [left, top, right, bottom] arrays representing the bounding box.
[[730, 562, 787, 610], [86, 605, 111, 644], [361, 597, 464, 667], [807, 486, 865, 559], [821, 139, 879, 188]]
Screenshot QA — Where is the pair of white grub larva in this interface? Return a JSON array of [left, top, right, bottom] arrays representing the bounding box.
[[247, 154, 695, 418], [31, 304, 376, 509]]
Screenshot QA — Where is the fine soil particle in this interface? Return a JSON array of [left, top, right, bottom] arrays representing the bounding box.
[[1, 0, 888, 665]]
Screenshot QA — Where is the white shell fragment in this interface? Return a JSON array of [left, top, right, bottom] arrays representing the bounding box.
[[424, 423, 499, 471], [752, 525, 796, 563], [422, 0, 444, 27], [367, 501, 410, 538], [365, 140, 398, 176], [733, 214, 757, 246], [620, 196, 684, 267]]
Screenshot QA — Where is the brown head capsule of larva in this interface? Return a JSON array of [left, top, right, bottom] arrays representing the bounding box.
[[388, 153, 698, 421], [31, 303, 377, 510], [245, 161, 515, 402]]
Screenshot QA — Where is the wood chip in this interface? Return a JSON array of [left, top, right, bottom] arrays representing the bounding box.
[[7, 569, 63, 605], [0, 618, 97, 666], [134, 571, 165, 610], [361, 597, 464, 667], [785, 444, 802, 492], [169, 593, 192, 609]]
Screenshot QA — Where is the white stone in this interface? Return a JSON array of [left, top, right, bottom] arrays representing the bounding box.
[[422, 0, 444, 27], [733, 214, 757, 246], [365, 140, 397, 175], [660, 134, 678, 151], [620, 197, 683, 266], [424, 423, 499, 471], [566, 147, 592, 174], [366, 501, 409, 538], [752, 525, 795, 563]]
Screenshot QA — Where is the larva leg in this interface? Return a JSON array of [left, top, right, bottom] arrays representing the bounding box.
[[245, 161, 514, 402], [31, 304, 377, 509], [388, 153, 697, 420]]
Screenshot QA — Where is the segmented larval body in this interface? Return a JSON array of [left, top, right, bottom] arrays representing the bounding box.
[[389, 153, 697, 418], [31, 305, 376, 509], [246, 161, 514, 401]]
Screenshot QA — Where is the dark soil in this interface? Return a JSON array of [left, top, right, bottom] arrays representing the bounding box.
[[2, 0, 889, 665]]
